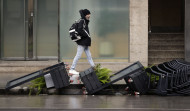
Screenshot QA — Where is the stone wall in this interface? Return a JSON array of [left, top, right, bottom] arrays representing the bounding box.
[[185, 0, 190, 62], [129, 0, 148, 66]]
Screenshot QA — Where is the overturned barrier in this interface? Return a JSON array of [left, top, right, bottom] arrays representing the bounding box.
[[5, 62, 70, 90], [80, 61, 149, 95]]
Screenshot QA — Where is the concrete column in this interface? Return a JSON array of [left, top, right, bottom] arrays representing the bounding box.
[[185, 0, 190, 62], [129, 0, 148, 66]]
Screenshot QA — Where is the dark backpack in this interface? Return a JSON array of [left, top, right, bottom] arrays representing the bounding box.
[[69, 19, 85, 42]]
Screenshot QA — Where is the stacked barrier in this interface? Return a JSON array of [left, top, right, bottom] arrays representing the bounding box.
[[146, 59, 190, 95]]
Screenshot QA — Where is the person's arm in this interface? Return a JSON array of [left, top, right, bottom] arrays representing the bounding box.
[[78, 20, 90, 37]]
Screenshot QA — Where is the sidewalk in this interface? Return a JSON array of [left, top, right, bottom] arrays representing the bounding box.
[[0, 95, 190, 111]]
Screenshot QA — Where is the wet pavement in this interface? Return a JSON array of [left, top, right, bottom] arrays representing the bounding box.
[[0, 95, 190, 111]]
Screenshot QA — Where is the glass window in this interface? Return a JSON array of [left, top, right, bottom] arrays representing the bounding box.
[[60, 0, 129, 62], [1, 0, 25, 59], [35, 0, 58, 59]]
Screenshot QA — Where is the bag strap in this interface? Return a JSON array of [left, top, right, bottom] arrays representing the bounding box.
[[75, 19, 85, 28], [78, 19, 86, 29], [77, 19, 90, 37]]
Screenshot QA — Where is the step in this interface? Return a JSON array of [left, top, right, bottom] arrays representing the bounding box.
[[0, 66, 46, 73], [148, 40, 184, 45], [0, 61, 58, 67], [0, 61, 58, 73], [0, 61, 134, 73], [148, 45, 184, 50], [148, 57, 184, 65], [148, 33, 185, 65], [148, 50, 184, 58], [149, 34, 184, 40]]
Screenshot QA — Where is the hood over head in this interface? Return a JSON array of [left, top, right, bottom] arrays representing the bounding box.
[[79, 9, 91, 20]]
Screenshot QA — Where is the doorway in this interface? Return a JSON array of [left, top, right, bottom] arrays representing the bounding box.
[[149, 0, 184, 33], [148, 0, 185, 65], [0, 0, 58, 60]]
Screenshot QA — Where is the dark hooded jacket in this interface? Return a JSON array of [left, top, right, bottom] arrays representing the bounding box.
[[76, 10, 91, 46]]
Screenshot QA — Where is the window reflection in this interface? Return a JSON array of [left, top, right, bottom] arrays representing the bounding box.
[[60, 0, 129, 61], [2, 0, 25, 58]]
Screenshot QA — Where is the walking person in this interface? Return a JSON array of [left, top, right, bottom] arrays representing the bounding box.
[[69, 9, 95, 75]]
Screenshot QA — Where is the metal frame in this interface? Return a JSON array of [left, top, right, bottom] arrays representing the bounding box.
[[33, 0, 37, 60], [24, 0, 26, 60], [23, 0, 27, 60], [0, 0, 3, 59], [58, 0, 60, 62], [26, 0, 35, 60]]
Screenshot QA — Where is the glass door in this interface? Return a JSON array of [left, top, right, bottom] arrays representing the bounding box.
[[1, 0, 26, 60], [34, 0, 58, 60], [0, 0, 58, 60]]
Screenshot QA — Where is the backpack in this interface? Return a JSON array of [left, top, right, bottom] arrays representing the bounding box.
[[69, 19, 85, 42]]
